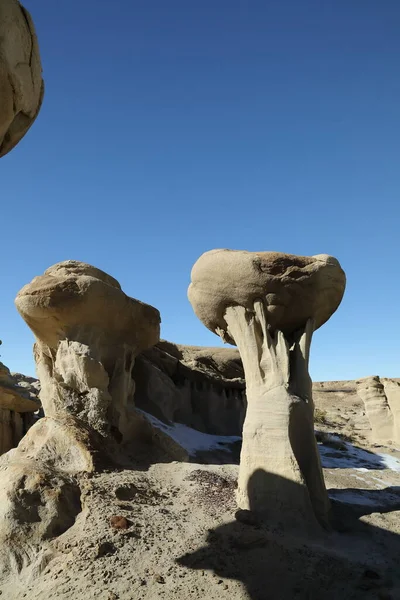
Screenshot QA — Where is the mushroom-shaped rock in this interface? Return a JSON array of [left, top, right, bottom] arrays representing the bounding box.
[[0, 0, 44, 158], [189, 249, 346, 530], [15, 260, 160, 442], [356, 376, 400, 445], [188, 249, 345, 343], [0, 262, 160, 572]]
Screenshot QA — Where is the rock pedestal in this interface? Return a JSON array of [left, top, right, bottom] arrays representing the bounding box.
[[189, 249, 346, 530]]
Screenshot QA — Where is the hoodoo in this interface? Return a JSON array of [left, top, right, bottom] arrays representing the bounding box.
[[189, 249, 346, 529]]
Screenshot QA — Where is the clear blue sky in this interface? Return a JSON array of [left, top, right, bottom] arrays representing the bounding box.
[[1, 0, 399, 381]]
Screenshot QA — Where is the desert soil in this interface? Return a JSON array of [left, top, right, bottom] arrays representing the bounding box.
[[0, 381, 399, 600]]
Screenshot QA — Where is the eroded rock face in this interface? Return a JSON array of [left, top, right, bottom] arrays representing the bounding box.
[[0, 0, 44, 158], [189, 249, 346, 530], [188, 249, 346, 343], [0, 362, 39, 413], [0, 262, 160, 576], [15, 260, 160, 441], [0, 362, 39, 454], [356, 376, 400, 445], [0, 457, 81, 578], [134, 341, 246, 435]]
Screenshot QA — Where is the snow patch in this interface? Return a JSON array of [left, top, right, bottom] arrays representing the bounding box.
[[138, 410, 241, 456], [380, 454, 400, 472], [318, 435, 400, 471]]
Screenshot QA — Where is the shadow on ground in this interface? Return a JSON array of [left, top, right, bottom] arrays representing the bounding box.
[[328, 486, 400, 515], [178, 470, 400, 600], [318, 438, 396, 470]]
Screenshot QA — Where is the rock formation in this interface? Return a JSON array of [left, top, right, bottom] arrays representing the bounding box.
[[0, 0, 44, 158], [15, 260, 160, 445], [0, 361, 39, 454], [134, 340, 246, 435], [0, 261, 160, 576], [356, 376, 400, 445], [189, 249, 346, 529]]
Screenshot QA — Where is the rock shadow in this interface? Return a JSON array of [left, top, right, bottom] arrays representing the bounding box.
[[328, 486, 400, 516], [177, 469, 400, 600]]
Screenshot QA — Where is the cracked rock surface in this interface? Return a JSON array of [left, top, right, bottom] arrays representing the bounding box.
[[0, 0, 44, 158]]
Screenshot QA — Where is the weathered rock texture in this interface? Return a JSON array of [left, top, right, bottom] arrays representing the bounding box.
[[134, 340, 246, 435], [0, 361, 39, 454], [356, 376, 400, 445], [15, 260, 160, 443], [0, 261, 160, 576], [0, 0, 44, 158], [189, 249, 346, 530], [189, 249, 346, 344]]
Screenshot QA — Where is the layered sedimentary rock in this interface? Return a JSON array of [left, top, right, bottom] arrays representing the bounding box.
[[189, 249, 346, 530], [356, 376, 400, 445], [0, 361, 39, 454], [0, 0, 44, 158], [134, 340, 246, 435]]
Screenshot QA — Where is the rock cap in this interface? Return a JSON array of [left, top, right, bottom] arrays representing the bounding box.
[[188, 249, 346, 342]]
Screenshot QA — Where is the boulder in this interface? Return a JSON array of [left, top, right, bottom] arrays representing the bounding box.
[[0, 0, 44, 158], [188, 249, 346, 343]]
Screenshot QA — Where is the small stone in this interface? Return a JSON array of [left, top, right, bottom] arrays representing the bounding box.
[[234, 509, 259, 527], [154, 574, 165, 584], [110, 515, 130, 530]]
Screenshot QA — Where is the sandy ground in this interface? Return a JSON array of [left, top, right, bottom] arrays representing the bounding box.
[[0, 382, 400, 600]]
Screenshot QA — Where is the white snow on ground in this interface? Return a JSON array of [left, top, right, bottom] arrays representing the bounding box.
[[139, 412, 400, 508], [318, 435, 400, 472], [380, 453, 400, 472], [138, 410, 241, 456], [140, 413, 400, 472]]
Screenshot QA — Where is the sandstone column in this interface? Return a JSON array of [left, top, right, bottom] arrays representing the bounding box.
[[188, 249, 346, 529]]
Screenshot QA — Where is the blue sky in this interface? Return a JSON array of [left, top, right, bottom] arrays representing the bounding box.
[[1, 0, 399, 381]]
